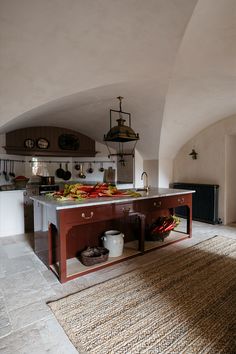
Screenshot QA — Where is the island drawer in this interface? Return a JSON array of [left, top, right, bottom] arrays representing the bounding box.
[[59, 205, 113, 225], [112, 202, 136, 218], [137, 194, 192, 212]]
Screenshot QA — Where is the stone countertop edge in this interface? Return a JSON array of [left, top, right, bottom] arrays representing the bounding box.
[[30, 188, 195, 210], [0, 189, 25, 193]]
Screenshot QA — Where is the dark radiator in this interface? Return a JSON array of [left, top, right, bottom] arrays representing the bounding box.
[[171, 182, 219, 224]]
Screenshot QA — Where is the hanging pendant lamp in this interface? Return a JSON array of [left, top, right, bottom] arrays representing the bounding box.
[[104, 96, 139, 165]]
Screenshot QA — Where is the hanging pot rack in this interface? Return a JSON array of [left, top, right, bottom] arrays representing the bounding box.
[[0, 158, 115, 164]]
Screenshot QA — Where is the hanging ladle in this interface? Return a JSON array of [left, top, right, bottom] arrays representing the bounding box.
[[78, 163, 86, 179]]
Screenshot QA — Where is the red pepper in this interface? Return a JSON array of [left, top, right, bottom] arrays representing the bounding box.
[[152, 225, 165, 233], [164, 224, 175, 232]]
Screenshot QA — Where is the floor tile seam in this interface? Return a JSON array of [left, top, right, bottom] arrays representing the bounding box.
[[0, 295, 12, 335], [39, 270, 60, 286], [0, 314, 54, 341], [1, 267, 50, 283], [11, 313, 54, 332], [7, 296, 50, 314], [0, 324, 13, 340], [8, 298, 49, 316], [4, 285, 56, 312], [1, 263, 40, 277], [5, 250, 34, 260]]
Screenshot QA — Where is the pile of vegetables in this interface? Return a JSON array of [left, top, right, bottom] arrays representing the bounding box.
[[148, 215, 180, 241], [47, 183, 141, 201]]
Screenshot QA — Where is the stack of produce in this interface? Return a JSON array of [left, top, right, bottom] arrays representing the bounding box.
[[148, 215, 180, 241], [47, 183, 141, 201]]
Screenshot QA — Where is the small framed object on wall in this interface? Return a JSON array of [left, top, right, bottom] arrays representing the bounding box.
[[24, 138, 35, 149], [36, 138, 49, 149]]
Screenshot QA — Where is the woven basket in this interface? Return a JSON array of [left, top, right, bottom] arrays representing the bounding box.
[[149, 230, 171, 242], [79, 247, 109, 266]]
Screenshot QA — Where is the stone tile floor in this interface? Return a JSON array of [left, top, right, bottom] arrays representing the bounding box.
[[0, 221, 235, 353]]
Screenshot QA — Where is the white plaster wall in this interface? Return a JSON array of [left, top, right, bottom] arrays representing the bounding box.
[[143, 160, 158, 188], [134, 150, 144, 189], [225, 135, 236, 223], [173, 115, 236, 224], [158, 159, 173, 188]]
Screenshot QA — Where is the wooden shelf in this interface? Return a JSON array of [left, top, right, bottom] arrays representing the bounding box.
[[50, 233, 190, 281], [144, 231, 189, 251], [51, 241, 140, 280], [5, 126, 96, 157]]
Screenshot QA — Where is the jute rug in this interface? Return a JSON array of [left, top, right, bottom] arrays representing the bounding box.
[[48, 236, 236, 353]]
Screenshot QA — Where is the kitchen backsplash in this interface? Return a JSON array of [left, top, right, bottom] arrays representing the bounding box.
[[0, 153, 117, 185]]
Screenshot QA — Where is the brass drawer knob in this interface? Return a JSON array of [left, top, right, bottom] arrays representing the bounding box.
[[81, 211, 94, 219], [177, 197, 185, 204], [122, 207, 131, 213], [153, 201, 161, 207]]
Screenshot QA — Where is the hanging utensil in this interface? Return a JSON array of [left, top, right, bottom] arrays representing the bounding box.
[[9, 161, 14, 178], [8, 161, 11, 177], [78, 163, 86, 179], [11, 161, 15, 178], [87, 162, 93, 173], [63, 163, 72, 181], [74, 164, 80, 171], [5, 160, 9, 181], [9, 161, 13, 178], [3, 160, 7, 180], [99, 162, 104, 172], [56, 163, 65, 179]]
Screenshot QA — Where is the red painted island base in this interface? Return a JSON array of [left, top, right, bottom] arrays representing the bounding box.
[[42, 193, 192, 283]]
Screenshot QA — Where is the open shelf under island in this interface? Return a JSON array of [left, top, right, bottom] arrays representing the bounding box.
[[31, 187, 194, 283]]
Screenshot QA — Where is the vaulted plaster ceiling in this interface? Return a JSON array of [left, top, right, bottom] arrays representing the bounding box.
[[0, 0, 235, 160], [160, 0, 236, 159]]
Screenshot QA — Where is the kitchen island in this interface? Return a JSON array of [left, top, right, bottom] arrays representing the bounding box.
[[31, 188, 194, 283]]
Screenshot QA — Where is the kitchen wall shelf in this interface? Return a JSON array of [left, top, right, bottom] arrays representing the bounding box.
[[4, 126, 96, 157], [0, 158, 115, 164]]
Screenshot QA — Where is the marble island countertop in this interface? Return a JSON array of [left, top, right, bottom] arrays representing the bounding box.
[[31, 188, 195, 210]]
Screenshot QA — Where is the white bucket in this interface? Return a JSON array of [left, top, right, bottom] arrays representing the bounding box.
[[102, 230, 124, 257]]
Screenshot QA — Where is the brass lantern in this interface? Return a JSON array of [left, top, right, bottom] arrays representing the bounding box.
[[104, 96, 139, 165]]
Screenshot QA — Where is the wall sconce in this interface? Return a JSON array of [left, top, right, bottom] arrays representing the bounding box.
[[189, 149, 198, 160]]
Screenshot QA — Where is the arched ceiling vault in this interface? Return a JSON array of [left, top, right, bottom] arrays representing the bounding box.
[[160, 0, 236, 159], [1, 0, 235, 160], [0, 0, 198, 159]]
